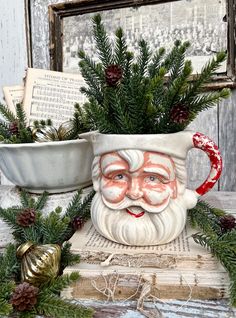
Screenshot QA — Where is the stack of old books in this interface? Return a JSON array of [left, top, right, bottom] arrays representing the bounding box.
[[62, 217, 229, 301]]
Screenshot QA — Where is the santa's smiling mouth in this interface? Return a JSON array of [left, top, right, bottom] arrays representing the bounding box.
[[126, 206, 145, 218]]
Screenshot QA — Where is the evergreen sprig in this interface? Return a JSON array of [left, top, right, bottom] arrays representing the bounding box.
[[0, 190, 94, 318], [0, 189, 94, 256], [189, 201, 236, 306], [77, 14, 230, 134], [0, 103, 33, 143]]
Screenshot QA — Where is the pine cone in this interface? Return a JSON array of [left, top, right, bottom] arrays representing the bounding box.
[[16, 208, 36, 227], [219, 215, 236, 232], [9, 121, 19, 135], [170, 104, 189, 124], [105, 64, 123, 86], [10, 282, 39, 312], [72, 216, 85, 230]]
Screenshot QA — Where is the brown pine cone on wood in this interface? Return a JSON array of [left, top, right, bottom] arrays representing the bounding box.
[[10, 282, 39, 312]]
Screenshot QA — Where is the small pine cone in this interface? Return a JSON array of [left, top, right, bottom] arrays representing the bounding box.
[[16, 208, 36, 227], [10, 282, 39, 312], [105, 64, 123, 87], [170, 104, 189, 124], [219, 215, 236, 232], [9, 121, 19, 135], [72, 216, 85, 231]]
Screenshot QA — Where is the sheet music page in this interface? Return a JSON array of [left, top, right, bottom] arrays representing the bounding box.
[[2, 85, 24, 113], [23, 68, 86, 127]]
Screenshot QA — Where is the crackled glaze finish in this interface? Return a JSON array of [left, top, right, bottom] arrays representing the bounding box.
[[81, 131, 222, 246], [193, 132, 222, 196]]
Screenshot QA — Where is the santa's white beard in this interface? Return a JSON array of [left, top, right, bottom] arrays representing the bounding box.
[[91, 193, 187, 246]]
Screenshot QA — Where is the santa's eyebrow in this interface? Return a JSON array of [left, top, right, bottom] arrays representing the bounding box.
[[102, 164, 127, 175], [143, 167, 170, 179]]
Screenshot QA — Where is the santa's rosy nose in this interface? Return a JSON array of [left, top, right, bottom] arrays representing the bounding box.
[[126, 178, 143, 200]]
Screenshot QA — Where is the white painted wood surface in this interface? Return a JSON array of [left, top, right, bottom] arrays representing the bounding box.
[[0, 0, 28, 103]]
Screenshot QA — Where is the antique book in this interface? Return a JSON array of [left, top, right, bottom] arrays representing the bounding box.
[[2, 85, 24, 113], [62, 219, 230, 301], [23, 68, 86, 127], [69, 220, 221, 270]]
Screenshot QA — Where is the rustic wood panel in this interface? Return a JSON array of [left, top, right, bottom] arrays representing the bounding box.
[[0, 0, 28, 102], [80, 299, 236, 317], [219, 89, 236, 191], [186, 106, 218, 191], [30, 0, 72, 69]]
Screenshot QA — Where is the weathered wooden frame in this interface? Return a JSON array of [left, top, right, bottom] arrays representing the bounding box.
[[49, 0, 236, 89]]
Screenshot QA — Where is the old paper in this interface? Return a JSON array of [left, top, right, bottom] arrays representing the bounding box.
[[23, 68, 86, 127], [2, 85, 24, 113], [69, 220, 219, 269]]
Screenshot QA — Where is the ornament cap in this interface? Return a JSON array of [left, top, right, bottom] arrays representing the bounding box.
[[17, 241, 34, 258]]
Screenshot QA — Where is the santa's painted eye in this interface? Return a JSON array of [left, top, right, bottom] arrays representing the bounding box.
[[144, 175, 159, 183], [114, 174, 126, 180], [149, 176, 156, 181]]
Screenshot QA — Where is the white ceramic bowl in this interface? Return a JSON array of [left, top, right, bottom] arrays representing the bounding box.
[[0, 139, 93, 193]]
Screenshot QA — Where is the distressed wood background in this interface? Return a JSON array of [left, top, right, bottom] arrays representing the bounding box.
[[0, 0, 236, 192], [0, 1, 28, 102]]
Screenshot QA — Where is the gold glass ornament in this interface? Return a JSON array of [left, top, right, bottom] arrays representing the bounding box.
[[17, 241, 61, 285], [32, 121, 74, 142]]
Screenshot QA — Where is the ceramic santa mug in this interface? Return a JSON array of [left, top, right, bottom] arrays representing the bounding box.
[[80, 131, 222, 246]]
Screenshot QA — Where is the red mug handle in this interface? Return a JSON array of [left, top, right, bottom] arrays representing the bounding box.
[[192, 132, 222, 196]]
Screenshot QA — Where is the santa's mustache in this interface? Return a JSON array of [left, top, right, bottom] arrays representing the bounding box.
[[101, 194, 170, 214]]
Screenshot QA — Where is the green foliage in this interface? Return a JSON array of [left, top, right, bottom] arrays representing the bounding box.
[[0, 189, 94, 246], [0, 103, 33, 143], [0, 244, 20, 282], [189, 201, 236, 306], [77, 14, 230, 134], [0, 191, 94, 318], [36, 295, 93, 318], [60, 242, 80, 272]]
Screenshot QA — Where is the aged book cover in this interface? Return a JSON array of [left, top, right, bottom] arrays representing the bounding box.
[[2, 85, 24, 113], [23, 68, 86, 127]]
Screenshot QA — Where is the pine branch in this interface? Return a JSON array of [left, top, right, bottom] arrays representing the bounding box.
[[34, 191, 49, 211], [0, 299, 13, 316], [189, 200, 236, 306], [184, 52, 227, 102], [92, 14, 113, 67], [137, 39, 151, 77], [148, 47, 165, 78], [79, 61, 103, 103], [40, 272, 80, 295], [16, 103, 27, 129], [0, 244, 20, 282], [0, 103, 16, 122], [19, 190, 32, 208], [114, 27, 127, 68], [41, 208, 70, 245], [78, 50, 104, 83], [36, 294, 93, 318], [168, 41, 190, 85], [60, 242, 80, 271], [187, 88, 230, 113]]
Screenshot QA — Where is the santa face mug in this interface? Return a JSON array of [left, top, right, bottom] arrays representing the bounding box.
[[81, 131, 222, 246]]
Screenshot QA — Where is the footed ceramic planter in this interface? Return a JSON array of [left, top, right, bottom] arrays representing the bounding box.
[[80, 131, 222, 246], [0, 139, 93, 193]]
